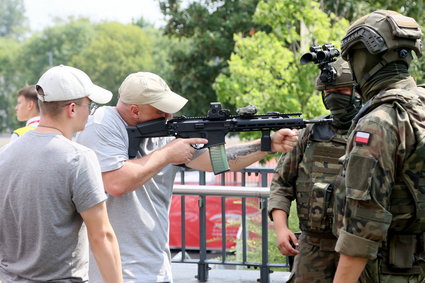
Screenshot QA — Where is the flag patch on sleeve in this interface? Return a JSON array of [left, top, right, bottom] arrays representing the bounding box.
[[355, 131, 371, 145]]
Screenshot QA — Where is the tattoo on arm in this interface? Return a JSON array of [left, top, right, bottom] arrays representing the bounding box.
[[227, 143, 261, 161]]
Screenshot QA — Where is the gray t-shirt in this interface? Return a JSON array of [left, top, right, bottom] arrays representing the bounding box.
[[0, 131, 107, 282], [77, 107, 182, 282]]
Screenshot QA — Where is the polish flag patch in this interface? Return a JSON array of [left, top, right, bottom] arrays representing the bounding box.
[[355, 131, 371, 145]]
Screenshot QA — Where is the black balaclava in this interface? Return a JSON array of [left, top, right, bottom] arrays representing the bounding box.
[[323, 90, 361, 129]]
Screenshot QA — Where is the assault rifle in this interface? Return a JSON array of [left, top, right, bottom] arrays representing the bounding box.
[[127, 102, 332, 174]]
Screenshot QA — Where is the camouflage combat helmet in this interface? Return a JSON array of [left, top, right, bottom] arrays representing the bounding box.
[[341, 10, 422, 86], [315, 57, 354, 91]]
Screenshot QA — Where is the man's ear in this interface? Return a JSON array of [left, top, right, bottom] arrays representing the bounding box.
[[67, 103, 77, 117], [27, 100, 35, 110], [129, 105, 139, 119]]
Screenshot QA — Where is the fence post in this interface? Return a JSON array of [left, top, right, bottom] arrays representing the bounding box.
[[196, 195, 209, 281], [260, 198, 270, 283]]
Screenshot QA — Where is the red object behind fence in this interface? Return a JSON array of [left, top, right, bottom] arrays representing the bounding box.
[[169, 195, 261, 250], [169, 161, 276, 250]]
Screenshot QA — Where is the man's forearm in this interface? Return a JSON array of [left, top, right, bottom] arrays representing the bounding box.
[[186, 141, 266, 173], [271, 209, 289, 231], [83, 203, 123, 283], [89, 228, 123, 283], [227, 141, 267, 171], [333, 253, 368, 283]]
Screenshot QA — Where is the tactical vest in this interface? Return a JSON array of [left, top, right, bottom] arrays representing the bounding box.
[[295, 122, 347, 234], [352, 88, 425, 275], [12, 126, 36, 136]]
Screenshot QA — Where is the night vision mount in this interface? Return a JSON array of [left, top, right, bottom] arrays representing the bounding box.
[[300, 43, 340, 83]]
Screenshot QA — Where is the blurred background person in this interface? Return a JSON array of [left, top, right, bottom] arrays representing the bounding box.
[[10, 85, 40, 141]]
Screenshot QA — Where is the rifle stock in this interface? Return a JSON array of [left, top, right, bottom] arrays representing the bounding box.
[[127, 102, 332, 174]]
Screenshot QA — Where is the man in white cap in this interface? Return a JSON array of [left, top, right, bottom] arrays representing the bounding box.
[[0, 65, 123, 283], [77, 71, 299, 282]]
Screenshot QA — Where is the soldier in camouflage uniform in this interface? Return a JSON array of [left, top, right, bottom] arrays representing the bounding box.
[[268, 57, 361, 283], [333, 10, 425, 283]]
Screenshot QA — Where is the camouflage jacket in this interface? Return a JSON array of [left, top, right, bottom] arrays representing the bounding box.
[[334, 77, 425, 262], [269, 116, 348, 234]]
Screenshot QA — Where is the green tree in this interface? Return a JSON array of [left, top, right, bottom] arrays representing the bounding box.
[[0, 0, 27, 39], [317, 0, 424, 23], [0, 37, 21, 132], [214, 0, 349, 121], [69, 22, 154, 105], [159, 0, 266, 116], [16, 19, 96, 85], [137, 23, 188, 82]]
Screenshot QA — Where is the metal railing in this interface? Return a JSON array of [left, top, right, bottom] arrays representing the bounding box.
[[171, 168, 291, 283]]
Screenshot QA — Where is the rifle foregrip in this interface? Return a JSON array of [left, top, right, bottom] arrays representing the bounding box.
[[127, 128, 139, 159], [260, 131, 271, 151], [208, 145, 230, 175], [128, 146, 138, 159]]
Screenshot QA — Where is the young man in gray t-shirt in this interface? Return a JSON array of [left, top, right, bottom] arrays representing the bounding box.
[[0, 65, 123, 283]]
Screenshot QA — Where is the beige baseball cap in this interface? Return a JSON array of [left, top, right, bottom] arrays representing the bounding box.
[[118, 72, 188, 114], [36, 65, 112, 104]]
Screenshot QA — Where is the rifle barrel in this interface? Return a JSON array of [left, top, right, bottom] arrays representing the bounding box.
[[305, 118, 333, 124]]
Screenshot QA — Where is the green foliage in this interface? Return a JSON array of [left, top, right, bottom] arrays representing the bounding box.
[[214, 0, 348, 126], [142, 25, 192, 84], [214, 0, 349, 145], [0, 0, 28, 133], [318, 0, 425, 23], [17, 19, 96, 84], [411, 57, 425, 85], [132, 17, 154, 29], [70, 22, 154, 105], [215, 31, 327, 119], [0, 0, 26, 39], [229, 199, 299, 270], [0, 37, 21, 132], [159, 0, 266, 116], [363, 0, 425, 23]]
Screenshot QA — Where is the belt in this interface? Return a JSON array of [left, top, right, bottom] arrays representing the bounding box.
[[302, 231, 337, 239]]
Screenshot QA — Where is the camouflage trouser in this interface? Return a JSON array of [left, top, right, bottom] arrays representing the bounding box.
[[360, 258, 425, 283], [287, 233, 339, 283]]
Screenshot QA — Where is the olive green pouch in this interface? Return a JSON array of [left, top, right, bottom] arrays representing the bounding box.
[[388, 234, 416, 269], [308, 182, 329, 230]]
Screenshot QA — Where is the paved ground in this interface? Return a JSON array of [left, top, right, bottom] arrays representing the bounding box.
[[171, 251, 290, 282], [0, 136, 9, 148], [172, 262, 290, 283]]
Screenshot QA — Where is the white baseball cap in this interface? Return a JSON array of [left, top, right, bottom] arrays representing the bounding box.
[[36, 65, 112, 104], [118, 72, 188, 114]]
